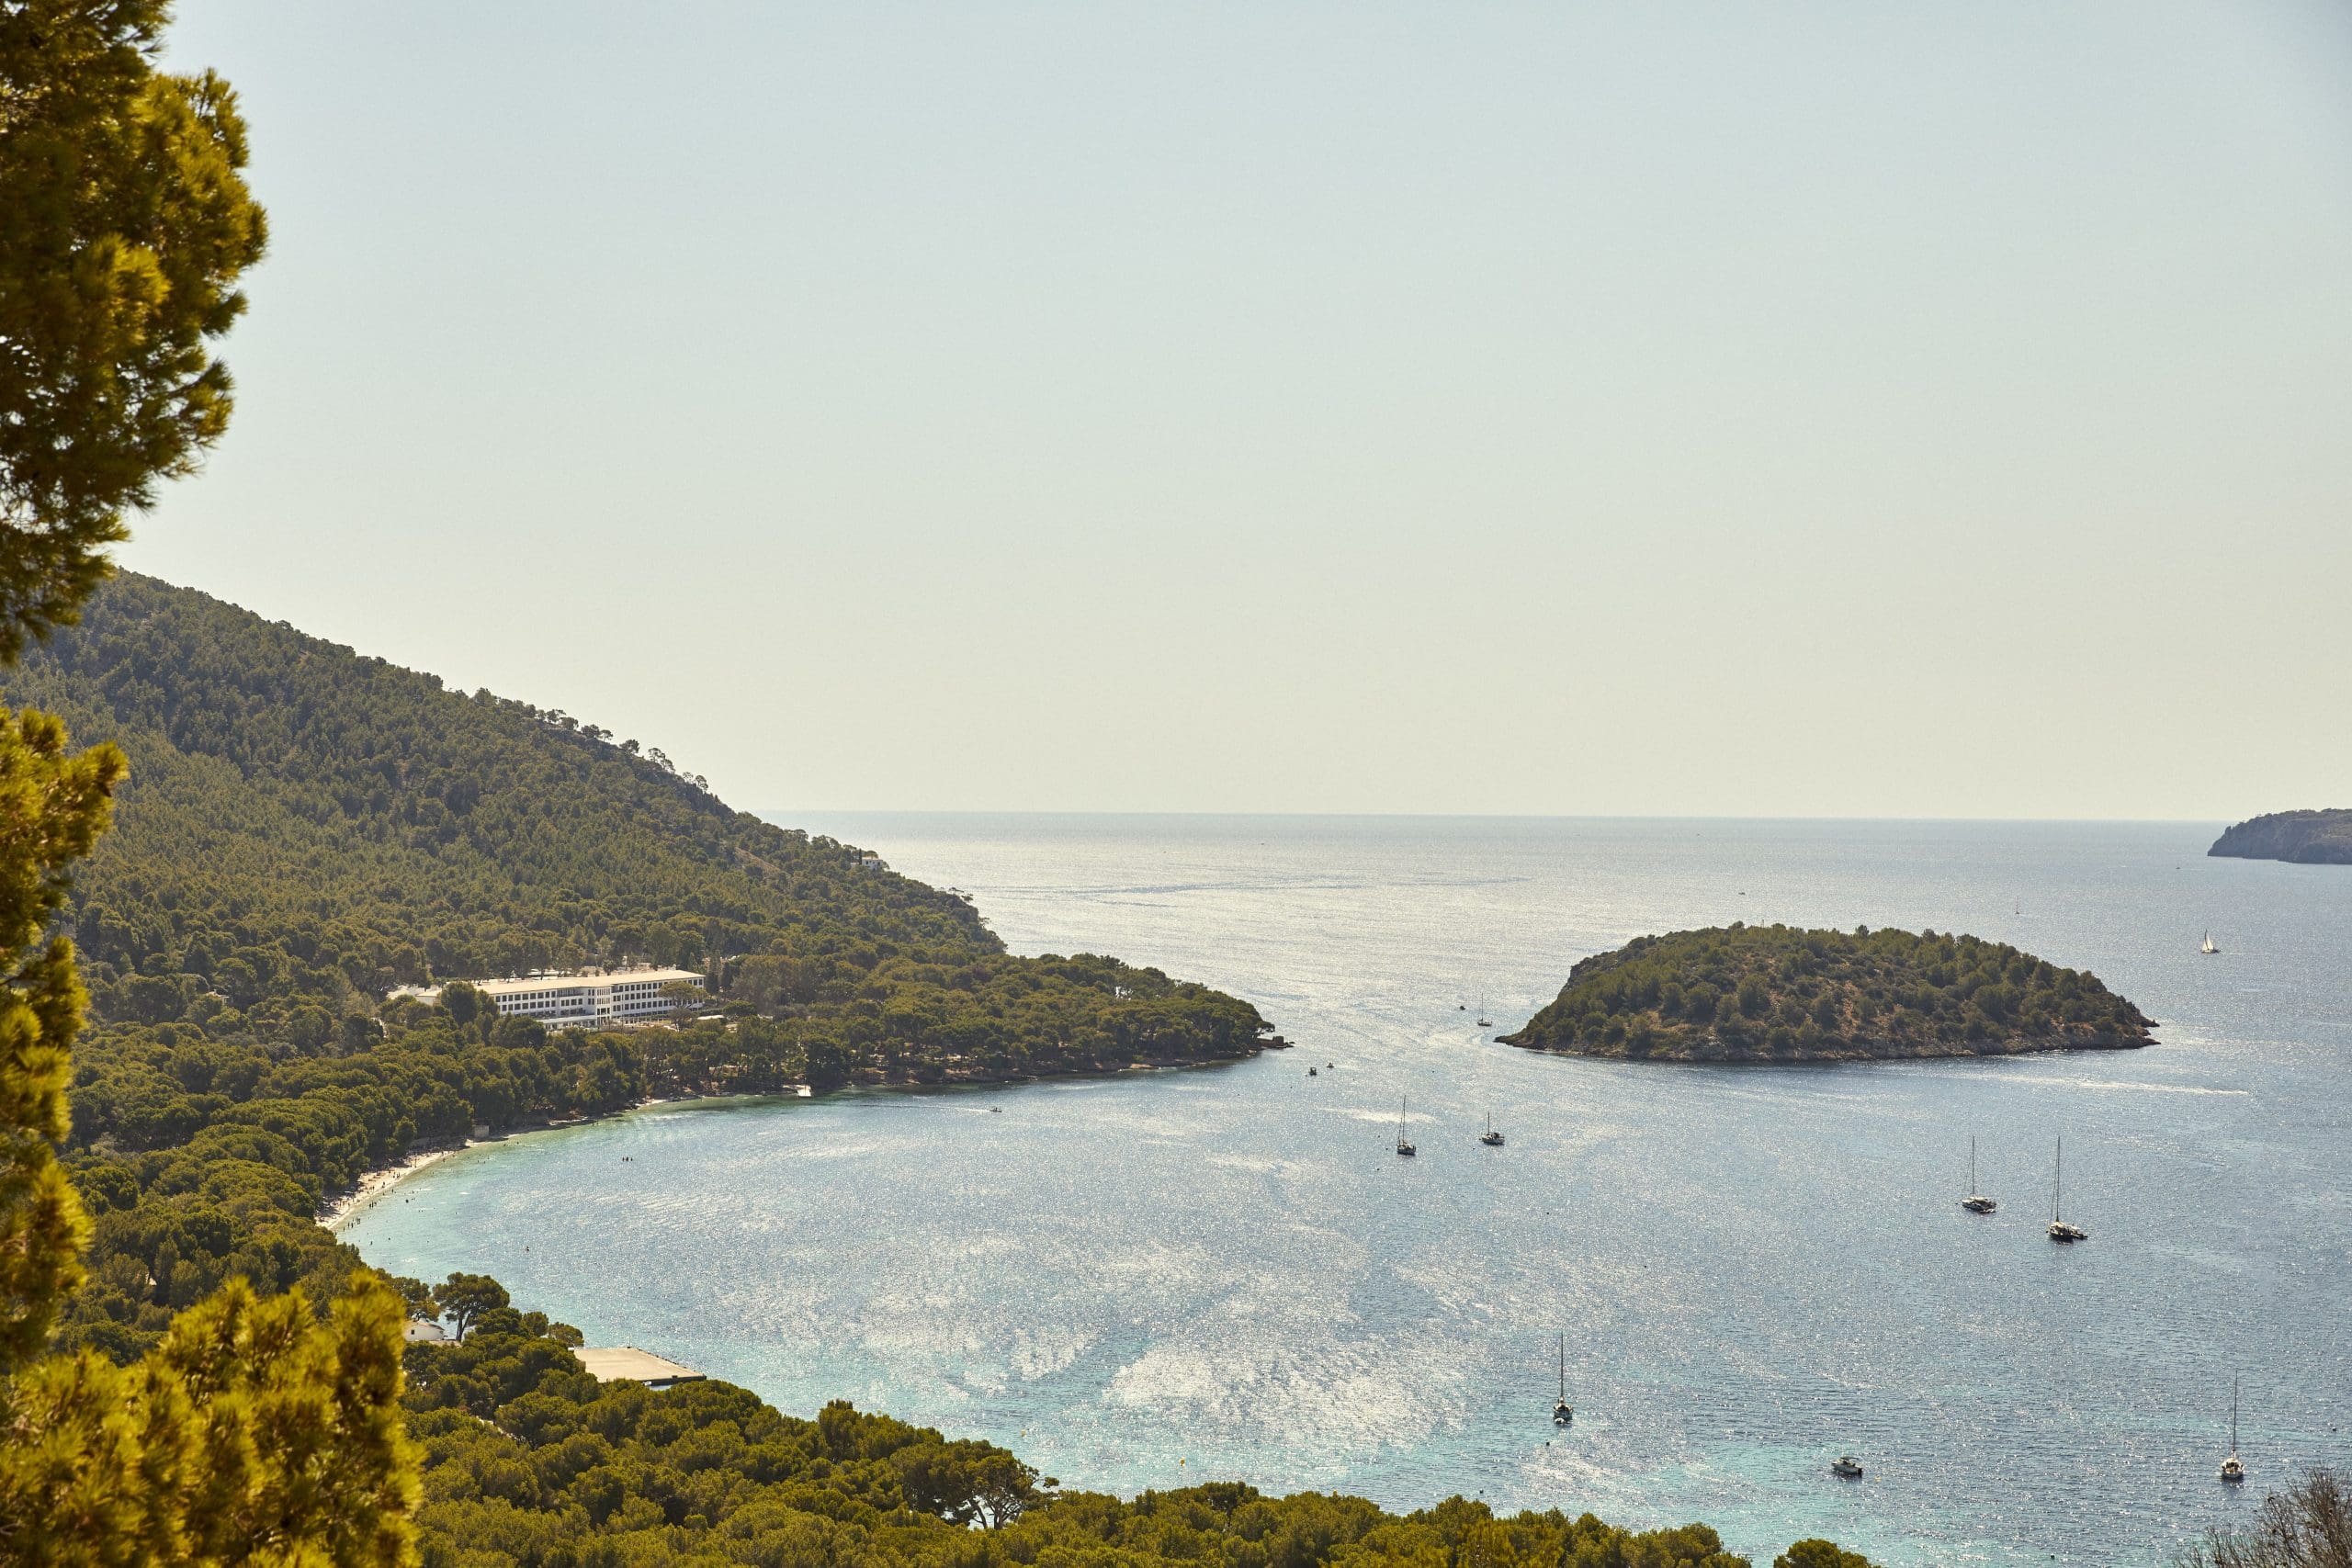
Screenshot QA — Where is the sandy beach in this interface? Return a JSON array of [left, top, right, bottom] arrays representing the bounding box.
[[321, 1089, 815, 1233], [322, 1145, 466, 1231]]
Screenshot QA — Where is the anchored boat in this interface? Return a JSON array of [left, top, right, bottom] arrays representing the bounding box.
[[1962, 1136, 1997, 1214], [2049, 1137, 2087, 1243], [1552, 1334, 1573, 1427], [2220, 1372, 2246, 1484]]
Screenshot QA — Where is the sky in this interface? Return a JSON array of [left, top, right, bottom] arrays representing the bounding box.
[[129, 2, 2352, 819]]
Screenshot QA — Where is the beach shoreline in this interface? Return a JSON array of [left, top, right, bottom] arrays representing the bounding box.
[[317, 1089, 787, 1232], [316, 1064, 1235, 1235], [322, 1145, 469, 1230]]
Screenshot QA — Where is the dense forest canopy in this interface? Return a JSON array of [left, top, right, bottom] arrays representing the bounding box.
[[1502, 924, 2153, 1063], [12, 574, 1271, 1085]]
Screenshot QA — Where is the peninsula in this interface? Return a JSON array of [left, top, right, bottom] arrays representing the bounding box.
[[2209, 809, 2352, 865], [1501, 923, 2153, 1062]]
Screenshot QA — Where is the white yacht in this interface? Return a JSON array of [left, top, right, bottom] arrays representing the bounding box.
[[2220, 1373, 2246, 1484], [1962, 1136, 1997, 1214], [2049, 1136, 2087, 1243]]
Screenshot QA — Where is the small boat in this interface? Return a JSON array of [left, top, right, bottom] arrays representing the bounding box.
[[1480, 1111, 1504, 1148], [1396, 1098, 1417, 1158], [2220, 1372, 2246, 1484], [2049, 1136, 2087, 1243], [1476, 997, 1492, 1029], [1552, 1334, 1573, 1426], [1830, 1455, 1863, 1481], [2201, 931, 2220, 955], [1307, 1067, 1317, 1077], [1962, 1136, 1996, 1214]]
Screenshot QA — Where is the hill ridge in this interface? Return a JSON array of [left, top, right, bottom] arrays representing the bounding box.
[[2209, 809, 2352, 865], [13, 572, 1268, 1075]]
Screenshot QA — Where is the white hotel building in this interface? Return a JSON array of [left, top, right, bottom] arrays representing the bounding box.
[[468, 966, 707, 1030]]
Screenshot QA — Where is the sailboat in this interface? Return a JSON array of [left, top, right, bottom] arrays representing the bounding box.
[[1476, 997, 1492, 1029], [2220, 1373, 2246, 1484], [2049, 1137, 2087, 1243], [1479, 1111, 1504, 1147], [2201, 931, 2220, 956], [1962, 1136, 1996, 1214], [1552, 1334, 1573, 1426], [1395, 1098, 1417, 1158]]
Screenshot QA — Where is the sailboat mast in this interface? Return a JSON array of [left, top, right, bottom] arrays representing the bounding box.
[[1558, 1334, 1566, 1401], [1969, 1136, 1976, 1195], [2052, 1136, 2063, 1223], [2232, 1372, 2240, 1452]]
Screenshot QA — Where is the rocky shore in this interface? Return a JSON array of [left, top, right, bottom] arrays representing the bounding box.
[[2209, 809, 2352, 865]]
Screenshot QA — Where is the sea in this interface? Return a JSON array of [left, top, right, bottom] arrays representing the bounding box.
[[341, 816, 2352, 1566]]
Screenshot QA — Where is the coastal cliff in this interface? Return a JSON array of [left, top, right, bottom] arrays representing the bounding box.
[[1502, 923, 2153, 1063], [2209, 809, 2352, 865]]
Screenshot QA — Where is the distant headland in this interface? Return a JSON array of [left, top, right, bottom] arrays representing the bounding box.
[[1500, 923, 2154, 1063], [2209, 809, 2352, 865]]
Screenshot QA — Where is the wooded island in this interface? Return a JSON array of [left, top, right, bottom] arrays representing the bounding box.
[[1502, 923, 2153, 1063]]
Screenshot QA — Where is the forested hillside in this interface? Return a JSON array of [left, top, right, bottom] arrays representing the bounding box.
[[10, 573, 1265, 1366], [13, 573, 1268, 1078]]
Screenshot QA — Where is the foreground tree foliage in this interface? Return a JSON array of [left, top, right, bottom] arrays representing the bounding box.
[[0, 0, 268, 658], [1, 6, 423, 1562], [1503, 923, 2152, 1062], [392, 1303, 1869, 1568], [2174, 1468, 2352, 1568]]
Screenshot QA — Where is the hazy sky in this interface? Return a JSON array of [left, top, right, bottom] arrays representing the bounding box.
[[129, 2, 2352, 818]]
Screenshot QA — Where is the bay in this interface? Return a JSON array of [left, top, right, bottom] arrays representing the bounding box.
[[342, 815, 2352, 1566]]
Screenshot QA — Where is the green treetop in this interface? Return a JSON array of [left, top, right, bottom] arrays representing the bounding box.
[[0, 0, 268, 659], [0, 5, 419, 1562]]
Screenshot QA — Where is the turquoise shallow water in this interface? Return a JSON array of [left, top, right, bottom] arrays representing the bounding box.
[[344, 816, 2352, 1566]]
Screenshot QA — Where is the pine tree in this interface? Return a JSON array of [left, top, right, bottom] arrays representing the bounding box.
[[0, 5, 419, 1562], [0, 0, 270, 658]]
